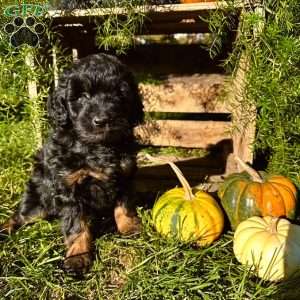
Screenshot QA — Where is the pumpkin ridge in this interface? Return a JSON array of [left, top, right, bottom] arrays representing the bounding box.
[[170, 202, 185, 237], [197, 197, 224, 241], [239, 231, 270, 263], [235, 182, 249, 228], [261, 183, 284, 217], [271, 181, 296, 195], [208, 201, 224, 234], [198, 204, 214, 241], [268, 176, 297, 196], [153, 201, 170, 226], [269, 183, 287, 216], [218, 174, 246, 199], [270, 182, 296, 217], [262, 233, 282, 254], [240, 182, 262, 219], [261, 236, 284, 280], [257, 181, 263, 212], [193, 205, 200, 238], [192, 201, 208, 240]]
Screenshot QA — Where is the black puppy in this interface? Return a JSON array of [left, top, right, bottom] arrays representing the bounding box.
[[1, 53, 144, 274]]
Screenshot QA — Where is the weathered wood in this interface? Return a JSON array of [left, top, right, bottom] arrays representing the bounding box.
[[25, 54, 38, 99], [52, 46, 59, 88], [48, 2, 229, 18], [229, 6, 264, 169], [48, 2, 241, 34], [72, 48, 79, 61], [136, 120, 230, 148], [140, 74, 228, 113], [230, 55, 255, 169], [47, 1, 250, 179], [25, 53, 42, 149], [143, 21, 211, 34], [135, 139, 232, 194]]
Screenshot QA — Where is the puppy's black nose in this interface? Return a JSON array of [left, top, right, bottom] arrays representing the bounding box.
[[92, 117, 108, 127]]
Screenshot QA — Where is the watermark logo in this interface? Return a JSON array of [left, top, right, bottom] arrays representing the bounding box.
[[3, 3, 47, 48], [4, 4, 47, 17]]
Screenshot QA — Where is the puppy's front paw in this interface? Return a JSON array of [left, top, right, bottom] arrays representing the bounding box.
[[0, 214, 23, 239], [114, 204, 141, 235], [63, 252, 92, 275]]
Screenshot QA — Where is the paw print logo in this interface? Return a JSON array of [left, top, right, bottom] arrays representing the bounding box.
[[4, 16, 45, 48]]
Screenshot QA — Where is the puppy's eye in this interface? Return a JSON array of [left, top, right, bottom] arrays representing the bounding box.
[[81, 92, 90, 99]]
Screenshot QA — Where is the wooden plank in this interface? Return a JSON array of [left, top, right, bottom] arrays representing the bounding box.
[[143, 21, 211, 34], [140, 74, 228, 113], [135, 138, 233, 194], [48, 2, 242, 35], [48, 2, 230, 19], [52, 46, 59, 88], [230, 55, 255, 168], [25, 53, 42, 149], [135, 120, 231, 148], [228, 6, 264, 169]]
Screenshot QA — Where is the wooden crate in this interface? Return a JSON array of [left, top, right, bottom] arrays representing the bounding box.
[[47, 2, 255, 195], [136, 74, 230, 148]]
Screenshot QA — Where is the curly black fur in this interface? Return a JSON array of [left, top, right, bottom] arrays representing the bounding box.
[[1, 53, 144, 273]]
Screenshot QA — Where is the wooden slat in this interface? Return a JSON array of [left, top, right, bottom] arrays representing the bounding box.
[[143, 21, 211, 34], [229, 6, 263, 168], [48, 2, 229, 19], [136, 120, 230, 148], [140, 74, 228, 113], [48, 2, 241, 34], [135, 138, 233, 195], [25, 54, 42, 149]]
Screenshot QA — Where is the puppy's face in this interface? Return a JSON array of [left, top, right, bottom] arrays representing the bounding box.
[[48, 54, 144, 145], [67, 76, 132, 144]]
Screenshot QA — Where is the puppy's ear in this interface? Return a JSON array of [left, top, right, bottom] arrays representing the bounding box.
[[47, 79, 70, 128], [130, 87, 144, 127], [121, 74, 144, 127]]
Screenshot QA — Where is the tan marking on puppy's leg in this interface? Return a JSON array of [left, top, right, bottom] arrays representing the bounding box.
[[0, 216, 23, 235], [114, 203, 141, 235], [64, 220, 93, 274], [1, 210, 47, 236]]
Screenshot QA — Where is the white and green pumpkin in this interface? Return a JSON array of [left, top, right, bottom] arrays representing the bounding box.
[[152, 162, 224, 246], [233, 216, 300, 281]]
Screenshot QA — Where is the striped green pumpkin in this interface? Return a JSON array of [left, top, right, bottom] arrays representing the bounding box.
[[218, 156, 298, 230], [152, 162, 224, 246]]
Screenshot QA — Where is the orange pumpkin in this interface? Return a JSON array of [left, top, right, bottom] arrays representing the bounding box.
[[218, 156, 298, 229]]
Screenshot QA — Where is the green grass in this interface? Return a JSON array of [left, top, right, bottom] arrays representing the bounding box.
[[1, 210, 300, 300]]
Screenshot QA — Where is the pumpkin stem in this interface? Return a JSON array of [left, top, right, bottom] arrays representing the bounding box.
[[144, 154, 194, 201], [269, 217, 280, 234], [167, 161, 194, 201], [234, 155, 263, 183]]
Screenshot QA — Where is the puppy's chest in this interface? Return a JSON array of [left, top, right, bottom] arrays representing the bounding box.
[[68, 144, 119, 170], [60, 144, 121, 189]]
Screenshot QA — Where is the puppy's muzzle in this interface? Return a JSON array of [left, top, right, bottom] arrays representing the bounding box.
[[92, 116, 109, 127]]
